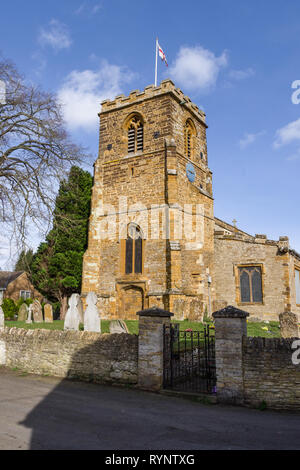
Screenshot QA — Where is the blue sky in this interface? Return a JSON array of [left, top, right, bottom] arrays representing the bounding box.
[[1, 0, 300, 267]]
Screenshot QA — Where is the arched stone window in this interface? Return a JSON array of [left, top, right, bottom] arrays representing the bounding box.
[[124, 224, 144, 274], [184, 119, 196, 160], [127, 115, 144, 154], [238, 266, 263, 303]]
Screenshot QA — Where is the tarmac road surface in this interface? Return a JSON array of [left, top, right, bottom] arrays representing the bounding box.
[[0, 367, 299, 450]]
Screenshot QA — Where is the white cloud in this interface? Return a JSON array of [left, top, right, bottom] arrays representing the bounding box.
[[274, 118, 300, 148], [38, 19, 72, 51], [239, 131, 266, 149], [57, 60, 135, 131], [92, 3, 102, 13], [228, 68, 255, 80], [75, 3, 86, 14], [74, 2, 102, 15], [169, 45, 228, 92]]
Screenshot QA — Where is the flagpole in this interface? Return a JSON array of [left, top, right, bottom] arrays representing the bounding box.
[[155, 37, 158, 86]]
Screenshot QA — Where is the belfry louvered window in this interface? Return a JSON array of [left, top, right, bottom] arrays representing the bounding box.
[[127, 116, 143, 154], [238, 266, 263, 303], [184, 120, 195, 160]]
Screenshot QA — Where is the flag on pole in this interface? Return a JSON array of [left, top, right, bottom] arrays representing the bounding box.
[[158, 42, 168, 67], [155, 38, 168, 86]]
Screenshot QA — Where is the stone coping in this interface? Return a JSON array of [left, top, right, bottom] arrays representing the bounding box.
[[137, 307, 174, 318], [213, 305, 249, 319]]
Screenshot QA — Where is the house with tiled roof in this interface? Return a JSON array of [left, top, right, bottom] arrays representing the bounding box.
[[0, 271, 42, 304]]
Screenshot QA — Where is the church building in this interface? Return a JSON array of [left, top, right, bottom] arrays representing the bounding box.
[[81, 80, 300, 322]]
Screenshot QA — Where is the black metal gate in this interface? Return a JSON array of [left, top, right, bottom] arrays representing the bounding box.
[[163, 324, 216, 395]]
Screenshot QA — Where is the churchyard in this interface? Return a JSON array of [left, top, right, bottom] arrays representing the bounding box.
[[1, 294, 285, 337], [1, 292, 299, 411], [4, 317, 281, 337]]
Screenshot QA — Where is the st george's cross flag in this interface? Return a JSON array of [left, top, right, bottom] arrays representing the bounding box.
[[155, 38, 168, 86], [158, 42, 168, 66]]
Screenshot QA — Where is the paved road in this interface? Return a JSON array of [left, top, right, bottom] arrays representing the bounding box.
[[0, 367, 299, 450]]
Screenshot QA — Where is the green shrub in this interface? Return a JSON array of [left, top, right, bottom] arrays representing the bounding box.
[[16, 297, 34, 310], [2, 298, 18, 320]]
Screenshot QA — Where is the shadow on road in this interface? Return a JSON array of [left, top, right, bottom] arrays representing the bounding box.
[[15, 340, 300, 450]]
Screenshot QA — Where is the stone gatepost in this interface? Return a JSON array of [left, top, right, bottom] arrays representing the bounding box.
[[137, 306, 174, 391], [213, 305, 249, 405]]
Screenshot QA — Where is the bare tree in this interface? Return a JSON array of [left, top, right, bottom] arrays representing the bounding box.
[[0, 57, 89, 252]]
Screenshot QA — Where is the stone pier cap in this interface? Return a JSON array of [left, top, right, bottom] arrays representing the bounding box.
[[137, 307, 174, 318], [213, 305, 249, 319]]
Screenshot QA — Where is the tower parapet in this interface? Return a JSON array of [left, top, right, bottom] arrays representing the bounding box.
[[100, 79, 207, 126]]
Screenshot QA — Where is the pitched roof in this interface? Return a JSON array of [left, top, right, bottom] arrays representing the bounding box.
[[214, 217, 253, 239], [0, 271, 24, 289]]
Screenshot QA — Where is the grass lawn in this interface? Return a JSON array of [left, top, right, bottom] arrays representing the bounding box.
[[4, 319, 280, 337]]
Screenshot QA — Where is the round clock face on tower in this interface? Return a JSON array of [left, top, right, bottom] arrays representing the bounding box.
[[186, 162, 196, 183]]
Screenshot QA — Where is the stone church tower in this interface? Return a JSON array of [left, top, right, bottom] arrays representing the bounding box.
[[81, 79, 215, 320]]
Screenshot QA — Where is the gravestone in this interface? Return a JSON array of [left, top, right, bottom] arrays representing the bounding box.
[[64, 294, 81, 331], [190, 299, 203, 322], [109, 319, 129, 334], [84, 292, 101, 332], [32, 300, 43, 323], [26, 304, 33, 324], [279, 312, 299, 338], [172, 298, 186, 321], [44, 304, 53, 323], [18, 303, 28, 322], [0, 299, 4, 328]]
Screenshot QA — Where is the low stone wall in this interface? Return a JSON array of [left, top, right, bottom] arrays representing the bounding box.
[[0, 327, 138, 385], [243, 337, 300, 410], [213, 306, 300, 410]]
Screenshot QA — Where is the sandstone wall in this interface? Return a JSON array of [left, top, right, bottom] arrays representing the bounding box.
[[288, 253, 300, 317], [82, 79, 215, 321], [243, 336, 300, 410], [214, 236, 288, 321], [213, 306, 300, 410], [0, 327, 138, 385]]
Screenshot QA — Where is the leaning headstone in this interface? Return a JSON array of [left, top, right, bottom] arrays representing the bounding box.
[[279, 312, 299, 338], [109, 319, 129, 334], [32, 300, 43, 323], [26, 304, 33, 324], [64, 294, 81, 331], [44, 304, 53, 323], [84, 292, 100, 333], [18, 303, 28, 322]]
